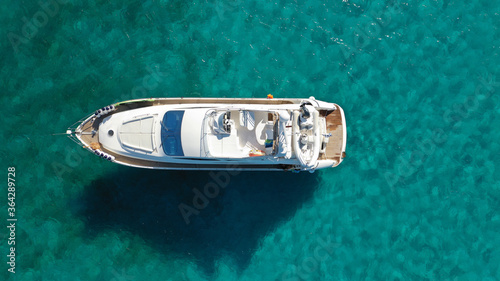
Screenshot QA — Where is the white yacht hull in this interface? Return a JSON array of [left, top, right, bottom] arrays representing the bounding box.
[[68, 97, 347, 172]]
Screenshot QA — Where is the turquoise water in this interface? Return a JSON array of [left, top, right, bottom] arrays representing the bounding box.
[[1, 0, 500, 280]]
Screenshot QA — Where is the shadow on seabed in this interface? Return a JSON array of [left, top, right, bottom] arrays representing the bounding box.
[[75, 167, 320, 275]]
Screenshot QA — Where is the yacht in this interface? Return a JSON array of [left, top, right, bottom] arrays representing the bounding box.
[[67, 97, 346, 172]]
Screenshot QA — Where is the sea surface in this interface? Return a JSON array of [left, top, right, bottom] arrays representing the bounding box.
[[1, 0, 500, 280]]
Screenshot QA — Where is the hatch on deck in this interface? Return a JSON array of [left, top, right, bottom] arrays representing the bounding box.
[[119, 114, 156, 152]]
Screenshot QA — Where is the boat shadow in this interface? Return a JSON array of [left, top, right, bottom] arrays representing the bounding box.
[[75, 168, 319, 275]]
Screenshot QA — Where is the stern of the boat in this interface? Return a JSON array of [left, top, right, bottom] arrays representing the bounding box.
[[319, 103, 347, 167]]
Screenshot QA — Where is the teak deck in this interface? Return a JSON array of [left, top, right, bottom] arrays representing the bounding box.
[[320, 109, 345, 166]]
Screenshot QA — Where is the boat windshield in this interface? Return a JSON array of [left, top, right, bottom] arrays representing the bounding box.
[[161, 111, 184, 156]]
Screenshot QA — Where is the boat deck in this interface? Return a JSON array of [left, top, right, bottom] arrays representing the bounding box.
[[78, 109, 291, 170], [76, 98, 345, 171], [319, 108, 345, 166], [79, 117, 100, 147]]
